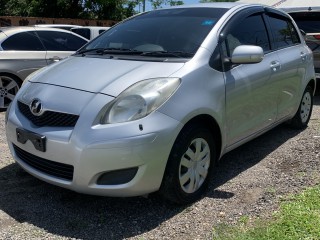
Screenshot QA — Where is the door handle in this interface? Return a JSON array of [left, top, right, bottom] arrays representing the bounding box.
[[49, 56, 62, 62], [270, 61, 280, 72], [300, 52, 307, 61]]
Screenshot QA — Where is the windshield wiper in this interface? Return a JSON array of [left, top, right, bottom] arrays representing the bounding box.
[[77, 48, 194, 58], [76, 48, 105, 55], [101, 48, 143, 55], [76, 48, 143, 56], [140, 51, 194, 58]]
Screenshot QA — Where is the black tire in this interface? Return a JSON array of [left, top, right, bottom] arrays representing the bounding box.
[[0, 74, 21, 112], [289, 86, 313, 129], [159, 124, 216, 204]]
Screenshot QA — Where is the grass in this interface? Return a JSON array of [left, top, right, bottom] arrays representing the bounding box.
[[212, 185, 320, 240]]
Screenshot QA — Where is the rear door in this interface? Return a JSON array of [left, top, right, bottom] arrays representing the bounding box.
[[265, 10, 307, 120], [289, 11, 320, 78], [36, 30, 88, 65]]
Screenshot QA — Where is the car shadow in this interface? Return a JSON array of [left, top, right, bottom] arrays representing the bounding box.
[[314, 94, 320, 105], [0, 124, 304, 239], [208, 124, 303, 197]]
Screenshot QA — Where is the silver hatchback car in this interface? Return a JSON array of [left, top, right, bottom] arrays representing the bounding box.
[[5, 3, 315, 204]]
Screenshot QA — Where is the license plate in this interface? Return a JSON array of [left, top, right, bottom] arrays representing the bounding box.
[[16, 128, 46, 152]]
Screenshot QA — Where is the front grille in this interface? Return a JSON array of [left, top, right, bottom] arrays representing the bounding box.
[[18, 101, 79, 127], [13, 144, 74, 181]]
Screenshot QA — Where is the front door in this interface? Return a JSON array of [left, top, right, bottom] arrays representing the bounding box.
[[222, 13, 279, 146]]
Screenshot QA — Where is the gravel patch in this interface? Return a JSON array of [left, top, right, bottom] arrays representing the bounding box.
[[0, 96, 319, 240]]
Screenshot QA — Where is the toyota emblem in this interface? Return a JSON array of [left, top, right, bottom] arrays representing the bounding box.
[[30, 99, 43, 116]]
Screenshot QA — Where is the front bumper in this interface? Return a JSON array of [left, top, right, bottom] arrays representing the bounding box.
[[6, 92, 182, 197]]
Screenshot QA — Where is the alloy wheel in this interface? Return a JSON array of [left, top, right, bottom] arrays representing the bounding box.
[[0, 75, 20, 109]]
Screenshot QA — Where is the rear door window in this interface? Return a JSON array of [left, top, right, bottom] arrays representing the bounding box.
[[267, 15, 301, 49], [36, 31, 87, 51], [2, 31, 45, 51], [71, 28, 90, 40]]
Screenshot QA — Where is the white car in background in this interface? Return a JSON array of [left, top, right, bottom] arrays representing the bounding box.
[[0, 26, 88, 111], [71, 26, 110, 40], [34, 24, 82, 31]]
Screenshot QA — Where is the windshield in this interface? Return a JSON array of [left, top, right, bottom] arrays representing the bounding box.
[[79, 8, 227, 58]]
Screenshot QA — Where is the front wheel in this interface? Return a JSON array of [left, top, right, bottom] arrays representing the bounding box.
[[159, 124, 216, 204], [0, 74, 21, 112], [289, 86, 313, 129]]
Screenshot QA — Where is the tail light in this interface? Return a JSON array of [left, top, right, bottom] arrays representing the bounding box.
[[312, 35, 320, 40]]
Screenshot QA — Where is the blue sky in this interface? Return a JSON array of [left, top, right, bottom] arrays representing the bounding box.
[[137, 0, 201, 12]]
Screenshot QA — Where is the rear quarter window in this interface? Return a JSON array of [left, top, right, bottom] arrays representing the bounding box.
[[98, 29, 106, 34], [71, 28, 90, 40], [36, 31, 87, 51]]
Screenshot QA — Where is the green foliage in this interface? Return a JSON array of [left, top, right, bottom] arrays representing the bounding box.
[[149, 0, 183, 9], [200, 0, 237, 2], [83, 0, 131, 21], [2, 0, 84, 18], [212, 185, 320, 240], [0, 0, 185, 20], [0, 0, 4, 15]]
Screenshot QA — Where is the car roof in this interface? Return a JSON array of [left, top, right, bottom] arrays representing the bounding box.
[[71, 26, 110, 30], [168, 2, 245, 9], [0, 26, 88, 40], [0, 26, 70, 34], [34, 24, 81, 28], [151, 3, 286, 16]]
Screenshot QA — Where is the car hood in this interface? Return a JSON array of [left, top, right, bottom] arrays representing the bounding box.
[[29, 56, 185, 97]]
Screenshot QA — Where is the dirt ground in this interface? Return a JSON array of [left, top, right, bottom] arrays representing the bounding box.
[[0, 96, 319, 240]]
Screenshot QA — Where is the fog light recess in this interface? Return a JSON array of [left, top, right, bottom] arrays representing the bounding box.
[[97, 167, 138, 185]]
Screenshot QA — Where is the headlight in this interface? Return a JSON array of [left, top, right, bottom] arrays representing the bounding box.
[[101, 78, 180, 124]]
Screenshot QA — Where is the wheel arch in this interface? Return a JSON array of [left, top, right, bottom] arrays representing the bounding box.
[[0, 72, 23, 86], [179, 114, 222, 161], [0, 72, 23, 110], [307, 78, 316, 95], [159, 113, 223, 203]]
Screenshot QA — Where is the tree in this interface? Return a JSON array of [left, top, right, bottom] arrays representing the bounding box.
[[0, 0, 6, 15], [0, 0, 186, 21], [200, 0, 237, 2], [82, 0, 184, 20], [83, 0, 129, 20], [2, 0, 84, 18], [149, 0, 183, 9]]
